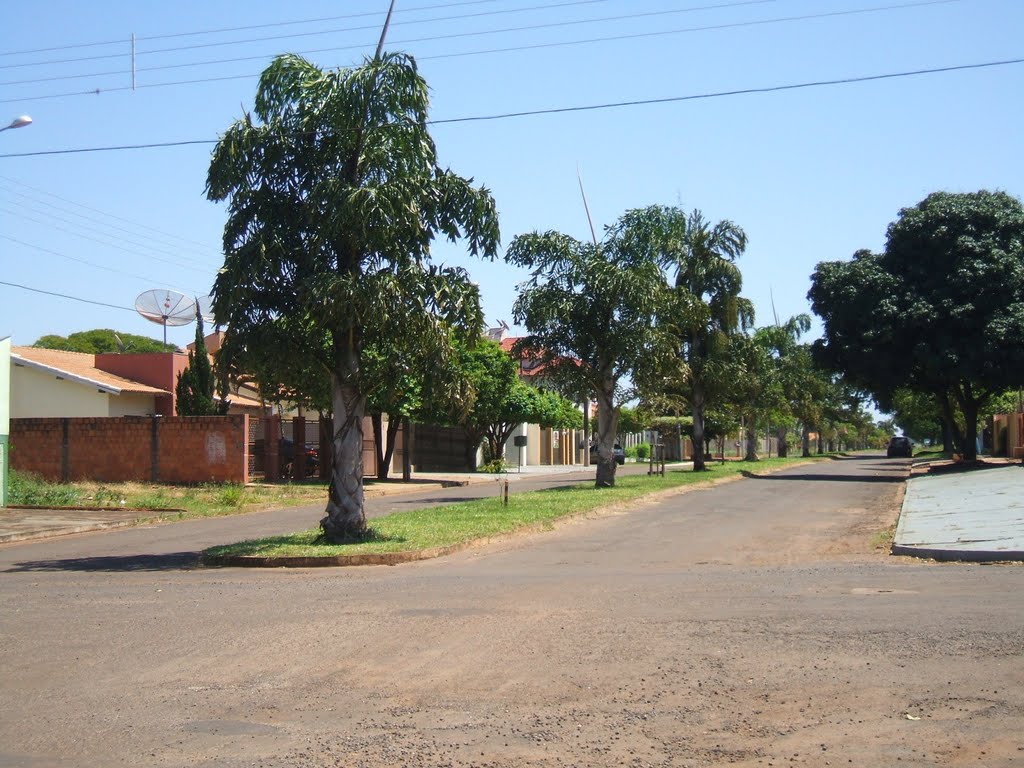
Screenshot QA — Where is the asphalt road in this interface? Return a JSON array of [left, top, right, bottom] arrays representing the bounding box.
[[1, 456, 1021, 767]]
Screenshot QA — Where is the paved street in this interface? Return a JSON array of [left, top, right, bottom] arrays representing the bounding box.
[[1, 456, 1021, 767]]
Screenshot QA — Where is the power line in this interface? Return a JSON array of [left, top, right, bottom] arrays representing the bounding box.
[[0, 0, 965, 101], [0, 232, 178, 285], [1, 56, 1020, 160], [0, 174, 219, 253], [0, 0, 507, 58], [0, 0, 764, 85], [0, 0, 617, 69], [1, 198, 217, 272], [0, 279, 134, 313], [2, 184, 220, 266]]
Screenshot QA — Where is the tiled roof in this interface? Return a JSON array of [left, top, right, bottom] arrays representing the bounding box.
[[11, 346, 171, 395]]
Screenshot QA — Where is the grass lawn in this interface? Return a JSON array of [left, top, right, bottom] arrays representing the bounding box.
[[7, 469, 329, 520], [206, 456, 827, 560]]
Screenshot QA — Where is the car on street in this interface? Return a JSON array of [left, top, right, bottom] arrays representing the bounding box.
[[591, 442, 627, 465], [886, 436, 913, 458]]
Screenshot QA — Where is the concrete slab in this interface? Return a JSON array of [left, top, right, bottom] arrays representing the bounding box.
[[893, 465, 1024, 561]]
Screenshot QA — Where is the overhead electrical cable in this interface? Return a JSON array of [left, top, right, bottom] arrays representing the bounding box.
[[0, 279, 135, 313], [0, 0, 508, 57], [0, 174, 221, 253], [1, 56, 1020, 159], [0, 232, 185, 285], [2, 187, 220, 267], [0, 0, 965, 101], [0, 0, 622, 69]]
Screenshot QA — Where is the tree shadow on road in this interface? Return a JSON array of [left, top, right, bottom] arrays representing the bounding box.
[[4, 551, 200, 572], [739, 470, 905, 483]]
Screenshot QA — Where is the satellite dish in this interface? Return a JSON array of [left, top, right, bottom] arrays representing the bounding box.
[[135, 289, 196, 345], [195, 295, 216, 326]]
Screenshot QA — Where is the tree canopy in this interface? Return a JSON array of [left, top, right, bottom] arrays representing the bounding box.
[[34, 329, 175, 355], [507, 206, 679, 487], [810, 190, 1024, 460], [207, 52, 499, 540]]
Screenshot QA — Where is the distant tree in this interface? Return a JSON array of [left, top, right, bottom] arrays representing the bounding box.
[[456, 339, 581, 469], [176, 313, 227, 416], [207, 53, 499, 541], [810, 191, 1024, 461], [508, 207, 679, 487], [753, 314, 813, 458], [656, 207, 753, 471], [34, 329, 174, 354]]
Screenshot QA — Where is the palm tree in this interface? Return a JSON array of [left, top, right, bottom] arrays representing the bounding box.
[[206, 53, 499, 541], [659, 209, 752, 471]]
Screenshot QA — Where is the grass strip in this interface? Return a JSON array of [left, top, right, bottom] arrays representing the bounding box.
[[205, 456, 824, 559]]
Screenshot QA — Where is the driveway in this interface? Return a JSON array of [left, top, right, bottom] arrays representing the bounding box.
[[1, 455, 1021, 767]]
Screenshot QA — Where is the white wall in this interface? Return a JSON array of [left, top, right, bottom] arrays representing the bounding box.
[[10, 365, 155, 418]]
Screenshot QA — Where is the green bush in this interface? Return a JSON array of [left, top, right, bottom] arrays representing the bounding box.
[[217, 484, 246, 508], [479, 459, 508, 474], [636, 442, 651, 460], [8, 470, 82, 507]]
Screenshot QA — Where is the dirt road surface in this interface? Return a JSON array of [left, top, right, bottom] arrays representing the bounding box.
[[1, 456, 1021, 767]]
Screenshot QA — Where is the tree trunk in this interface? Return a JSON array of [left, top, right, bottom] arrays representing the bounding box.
[[594, 383, 618, 488], [744, 415, 759, 461], [320, 355, 367, 543], [938, 393, 965, 457], [801, 423, 811, 458], [691, 379, 707, 471], [776, 424, 789, 458], [376, 416, 401, 481], [463, 430, 481, 472], [402, 418, 412, 482], [371, 412, 387, 481]]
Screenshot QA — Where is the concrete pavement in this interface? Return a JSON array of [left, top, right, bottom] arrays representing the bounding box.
[[893, 461, 1024, 561]]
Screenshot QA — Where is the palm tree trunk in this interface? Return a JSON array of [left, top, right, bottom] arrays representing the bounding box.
[[691, 380, 707, 471], [776, 424, 789, 458], [320, 353, 367, 542], [594, 383, 618, 488]]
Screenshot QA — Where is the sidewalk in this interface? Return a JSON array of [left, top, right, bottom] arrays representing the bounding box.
[[893, 463, 1024, 562], [0, 463, 620, 545]]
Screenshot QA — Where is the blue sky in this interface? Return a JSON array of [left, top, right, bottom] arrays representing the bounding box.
[[1, 0, 1021, 352]]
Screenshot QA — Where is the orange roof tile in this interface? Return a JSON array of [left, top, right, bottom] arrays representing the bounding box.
[[11, 346, 171, 395]]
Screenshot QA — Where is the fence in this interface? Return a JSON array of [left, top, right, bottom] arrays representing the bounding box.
[[10, 415, 249, 484]]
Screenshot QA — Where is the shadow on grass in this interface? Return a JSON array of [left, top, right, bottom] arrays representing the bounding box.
[[5, 551, 200, 572]]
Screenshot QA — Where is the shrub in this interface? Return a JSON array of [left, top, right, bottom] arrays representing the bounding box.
[[8, 470, 82, 507], [479, 459, 508, 474], [636, 442, 651, 460]]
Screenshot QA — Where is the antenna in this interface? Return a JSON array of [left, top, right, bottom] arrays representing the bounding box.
[[134, 289, 196, 345], [195, 295, 216, 326]]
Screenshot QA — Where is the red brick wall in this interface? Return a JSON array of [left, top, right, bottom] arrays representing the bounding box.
[[10, 415, 249, 484]]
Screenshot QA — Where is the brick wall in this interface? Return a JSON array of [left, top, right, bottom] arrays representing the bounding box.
[[10, 415, 249, 484]]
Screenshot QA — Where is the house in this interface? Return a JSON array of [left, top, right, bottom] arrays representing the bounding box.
[[9, 344, 264, 418]]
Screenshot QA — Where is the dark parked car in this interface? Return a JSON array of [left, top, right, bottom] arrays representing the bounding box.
[[591, 442, 627, 465], [886, 436, 913, 458]]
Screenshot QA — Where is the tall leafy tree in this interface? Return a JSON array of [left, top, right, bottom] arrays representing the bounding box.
[[657, 207, 752, 470], [207, 53, 499, 540], [810, 191, 1024, 461], [507, 206, 678, 487]]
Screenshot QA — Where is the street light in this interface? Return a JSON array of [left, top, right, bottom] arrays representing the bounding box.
[[0, 115, 32, 132]]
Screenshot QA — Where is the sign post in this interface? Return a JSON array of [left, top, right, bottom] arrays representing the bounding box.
[[0, 337, 10, 508], [513, 435, 528, 473]]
